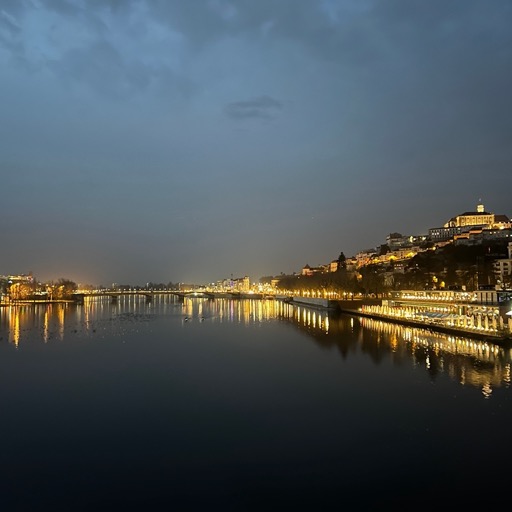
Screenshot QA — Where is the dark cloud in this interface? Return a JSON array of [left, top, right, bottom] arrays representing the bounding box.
[[224, 95, 283, 120]]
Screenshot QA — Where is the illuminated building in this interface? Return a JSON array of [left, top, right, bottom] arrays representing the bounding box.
[[360, 288, 512, 337]]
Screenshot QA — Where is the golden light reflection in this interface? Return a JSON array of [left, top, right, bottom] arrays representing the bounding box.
[[3, 295, 511, 397], [43, 307, 50, 343], [482, 383, 492, 399], [357, 316, 511, 393], [504, 364, 511, 386], [273, 298, 512, 395], [390, 332, 398, 352], [58, 305, 65, 340], [11, 307, 20, 347], [176, 297, 287, 326]]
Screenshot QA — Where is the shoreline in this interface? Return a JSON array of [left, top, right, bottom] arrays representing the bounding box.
[[338, 307, 512, 345], [0, 299, 76, 306], [279, 296, 512, 346]]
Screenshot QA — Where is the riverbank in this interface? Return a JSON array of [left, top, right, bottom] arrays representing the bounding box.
[[279, 296, 512, 345], [1, 299, 77, 306], [341, 307, 512, 345]]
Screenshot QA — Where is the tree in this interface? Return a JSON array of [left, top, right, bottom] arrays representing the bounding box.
[[50, 278, 77, 300], [8, 281, 35, 300], [378, 244, 390, 256], [337, 251, 347, 270], [358, 264, 386, 296]]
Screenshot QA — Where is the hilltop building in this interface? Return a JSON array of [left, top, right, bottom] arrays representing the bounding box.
[[445, 201, 494, 228], [429, 201, 510, 242]]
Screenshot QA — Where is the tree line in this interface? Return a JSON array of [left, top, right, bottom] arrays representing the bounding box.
[[2, 277, 78, 301]]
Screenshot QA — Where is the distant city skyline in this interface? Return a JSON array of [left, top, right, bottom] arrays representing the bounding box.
[[1, 1, 511, 285]]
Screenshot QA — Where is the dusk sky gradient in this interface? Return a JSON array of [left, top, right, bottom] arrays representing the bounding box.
[[1, 0, 511, 286]]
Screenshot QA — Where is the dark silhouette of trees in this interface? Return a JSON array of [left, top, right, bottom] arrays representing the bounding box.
[[378, 244, 390, 256], [337, 252, 346, 270], [404, 242, 506, 290], [358, 264, 386, 296]]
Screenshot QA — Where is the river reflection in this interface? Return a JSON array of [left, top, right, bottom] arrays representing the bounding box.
[[280, 303, 512, 398], [2, 296, 512, 510], [1, 296, 511, 399]]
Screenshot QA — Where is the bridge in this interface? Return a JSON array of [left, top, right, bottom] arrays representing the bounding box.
[[72, 290, 264, 303]]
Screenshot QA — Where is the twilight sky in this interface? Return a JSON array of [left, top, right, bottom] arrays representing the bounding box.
[[1, 0, 511, 286]]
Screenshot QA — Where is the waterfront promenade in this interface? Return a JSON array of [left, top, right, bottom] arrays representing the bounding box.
[[277, 293, 512, 345]]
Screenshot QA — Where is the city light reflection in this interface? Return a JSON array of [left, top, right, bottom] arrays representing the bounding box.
[[1, 296, 511, 397]]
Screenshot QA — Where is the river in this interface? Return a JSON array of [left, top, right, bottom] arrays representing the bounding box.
[[1, 295, 511, 510]]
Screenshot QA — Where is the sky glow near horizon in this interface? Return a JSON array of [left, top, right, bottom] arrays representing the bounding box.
[[1, 0, 511, 286]]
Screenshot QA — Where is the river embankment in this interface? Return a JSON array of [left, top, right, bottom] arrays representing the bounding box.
[[279, 296, 512, 345]]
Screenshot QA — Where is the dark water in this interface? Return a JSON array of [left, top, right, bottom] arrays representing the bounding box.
[[1, 296, 511, 510]]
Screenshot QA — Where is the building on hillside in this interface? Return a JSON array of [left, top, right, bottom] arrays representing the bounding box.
[[393, 262, 406, 274], [385, 233, 427, 251], [446, 201, 510, 230], [445, 201, 495, 228], [429, 225, 467, 242], [494, 242, 512, 288], [494, 214, 512, 229], [301, 264, 325, 276], [429, 201, 510, 243], [328, 256, 357, 272], [454, 227, 512, 246], [232, 276, 250, 292], [301, 264, 313, 276], [355, 249, 377, 267], [386, 248, 418, 262], [6, 273, 34, 285], [386, 232, 406, 251], [346, 257, 357, 271]]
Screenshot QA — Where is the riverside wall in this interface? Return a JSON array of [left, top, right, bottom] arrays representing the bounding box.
[[280, 296, 341, 310], [277, 296, 512, 345], [277, 296, 381, 311]]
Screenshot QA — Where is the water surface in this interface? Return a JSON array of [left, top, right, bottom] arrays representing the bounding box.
[[1, 296, 510, 510]]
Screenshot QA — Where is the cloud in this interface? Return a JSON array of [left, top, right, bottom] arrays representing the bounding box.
[[1, 0, 511, 284], [224, 95, 283, 120], [47, 39, 154, 98], [0, 8, 23, 59]]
